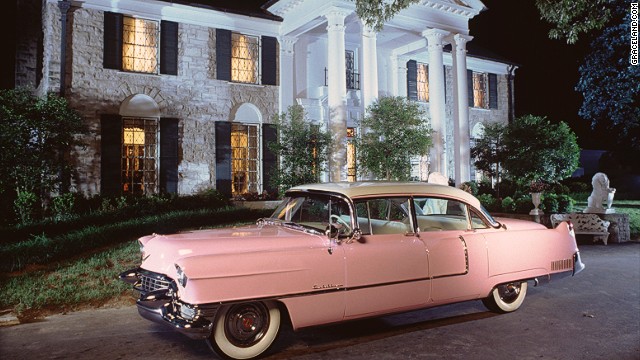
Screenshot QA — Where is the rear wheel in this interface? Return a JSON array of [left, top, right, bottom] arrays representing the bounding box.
[[208, 301, 281, 360], [482, 281, 528, 313]]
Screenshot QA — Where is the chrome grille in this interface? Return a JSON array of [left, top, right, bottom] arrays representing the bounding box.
[[139, 272, 171, 293]]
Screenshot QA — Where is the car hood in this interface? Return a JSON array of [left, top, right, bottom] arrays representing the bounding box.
[[139, 224, 328, 276]]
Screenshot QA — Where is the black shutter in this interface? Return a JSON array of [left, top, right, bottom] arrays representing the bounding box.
[[488, 73, 498, 109], [262, 123, 278, 195], [103, 12, 122, 70], [406, 60, 417, 101], [261, 36, 278, 86], [160, 21, 178, 75], [467, 69, 474, 107], [215, 121, 232, 197], [160, 118, 179, 194], [100, 114, 122, 195], [216, 29, 232, 81]]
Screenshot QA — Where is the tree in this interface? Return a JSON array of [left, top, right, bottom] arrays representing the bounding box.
[[353, 0, 418, 31], [355, 96, 432, 181], [470, 122, 507, 194], [535, 0, 612, 44], [536, 0, 639, 172], [502, 115, 580, 185], [0, 88, 85, 221], [269, 104, 332, 193]]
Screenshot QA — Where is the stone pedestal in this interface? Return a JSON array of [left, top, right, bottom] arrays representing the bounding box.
[[602, 213, 630, 243]]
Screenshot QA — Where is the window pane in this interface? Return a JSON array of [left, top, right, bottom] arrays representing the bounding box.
[[231, 123, 260, 195], [231, 33, 259, 84], [122, 17, 158, 73], [417, 63, 429, 102], [414, 197, 469, 231], [473, 72, 487, 108], [122, 118, 158, 195], [355, 198, 411, 235]]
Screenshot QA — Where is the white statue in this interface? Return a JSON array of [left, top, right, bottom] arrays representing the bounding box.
[[583, 172, 616, 214], [427, 172, 449, 185]]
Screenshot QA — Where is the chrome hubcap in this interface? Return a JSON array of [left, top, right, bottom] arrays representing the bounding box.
[[497, 283, 521, 304], [224, 303, 270, 348]]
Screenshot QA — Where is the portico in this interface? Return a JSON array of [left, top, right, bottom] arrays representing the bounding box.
[[267, 0, 491, 184]]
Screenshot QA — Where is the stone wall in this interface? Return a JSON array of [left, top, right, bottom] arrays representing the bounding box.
[[50, 6, 278, 195]]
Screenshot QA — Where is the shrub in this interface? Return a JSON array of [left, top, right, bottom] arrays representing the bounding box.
[[515, 195, 533, 214], [542, 193, 559, 213], [477, 180, 495, 196], [460, 181, 478, 196], [478, 193, 500, 212], [14, 191, 37, 224], [557, 194, 576, 213], [501, 197, 516, 213], [51, 193, 76, 222]]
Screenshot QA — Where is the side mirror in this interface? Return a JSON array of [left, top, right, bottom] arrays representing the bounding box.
[[325, 224, 340, 240]]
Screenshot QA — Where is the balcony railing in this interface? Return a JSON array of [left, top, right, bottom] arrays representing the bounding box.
[[325, 68, 361, 90]]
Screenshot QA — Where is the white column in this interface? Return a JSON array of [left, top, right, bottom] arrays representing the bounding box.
[[423, 29, 449, 176], [279, 36, 297, 113], [325, 9, 349, 182], [451, 34, 473, 186], [361, 24, 378, 110]]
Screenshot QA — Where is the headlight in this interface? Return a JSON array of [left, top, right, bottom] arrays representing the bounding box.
[[175, 264, 188, 288]]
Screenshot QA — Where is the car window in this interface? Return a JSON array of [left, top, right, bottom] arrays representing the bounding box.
[[470, 210, 490, 229], [272, 194, 351, 233], [413, 197, 469, 231], [354, 198, 412, 235]]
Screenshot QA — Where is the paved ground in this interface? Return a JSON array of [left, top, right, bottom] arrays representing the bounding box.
[[1, 243, 638, 360]]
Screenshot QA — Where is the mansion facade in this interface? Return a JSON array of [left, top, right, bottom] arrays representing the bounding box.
[[13, 0, 516, 197]]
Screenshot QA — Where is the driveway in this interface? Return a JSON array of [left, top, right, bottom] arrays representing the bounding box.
[[1, 243, 638, 360]]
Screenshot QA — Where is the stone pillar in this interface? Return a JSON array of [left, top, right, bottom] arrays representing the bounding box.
[[451, 33, 472, 186], [423, 29, 449, 176], [279, 36, 297, 113], [361, 24, 378, 110], [325, 9, 349, 182]]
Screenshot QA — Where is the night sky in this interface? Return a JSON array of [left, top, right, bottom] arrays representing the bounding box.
[[469, 0, 600, 149]]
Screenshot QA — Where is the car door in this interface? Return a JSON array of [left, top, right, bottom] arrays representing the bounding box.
[[414, 197, 487, 303], [343, 197, 430, 319]]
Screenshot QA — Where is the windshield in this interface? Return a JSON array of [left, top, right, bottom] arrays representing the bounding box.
[[270, 193, 352, 234]]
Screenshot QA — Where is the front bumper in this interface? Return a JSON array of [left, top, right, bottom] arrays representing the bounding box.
[[119, 268, 216, 340], [136, 298, 214, 340]]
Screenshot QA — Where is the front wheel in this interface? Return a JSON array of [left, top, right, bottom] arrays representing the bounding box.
[[482, 281, 528, 313], [207, 301, 281, 360]]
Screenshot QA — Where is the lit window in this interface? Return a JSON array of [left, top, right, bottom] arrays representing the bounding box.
[[231, 124, 259, 195], [231, 33, 259, 84], [122, 17, 159, 73], [122, 118, 158, 195], [417, 63, 429, 102], [347, 127, 357, 182], [472, 72, 488, 108]]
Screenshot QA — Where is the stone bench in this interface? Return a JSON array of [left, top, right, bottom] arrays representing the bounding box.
[[550, 213, 611, 245]]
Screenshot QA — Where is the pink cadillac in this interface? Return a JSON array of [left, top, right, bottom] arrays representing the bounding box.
[[120, 182, 584, 359]]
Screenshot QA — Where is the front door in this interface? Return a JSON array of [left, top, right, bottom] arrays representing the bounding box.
[[344, 197, 430, 319]]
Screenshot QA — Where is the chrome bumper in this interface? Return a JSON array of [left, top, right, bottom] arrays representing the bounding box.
[[535, 251, 586, 286], [120, 267, 215, 340], [136, 299, 214, 340]]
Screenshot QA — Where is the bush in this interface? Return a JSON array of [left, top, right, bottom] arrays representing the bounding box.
[[51, 193, 76, 222], [542, 193, 559, 213], [14, 191, 38, 224], [478, 193, 500, 212], [557, 194, 576, 213], [515, 195, 533, 214], [461, 181, 478, 196], [477, 180, 495, 196], [501, 197, 516, 213]]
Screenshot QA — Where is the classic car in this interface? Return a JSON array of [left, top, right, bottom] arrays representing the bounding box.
[[120, 182, 585, 359]]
